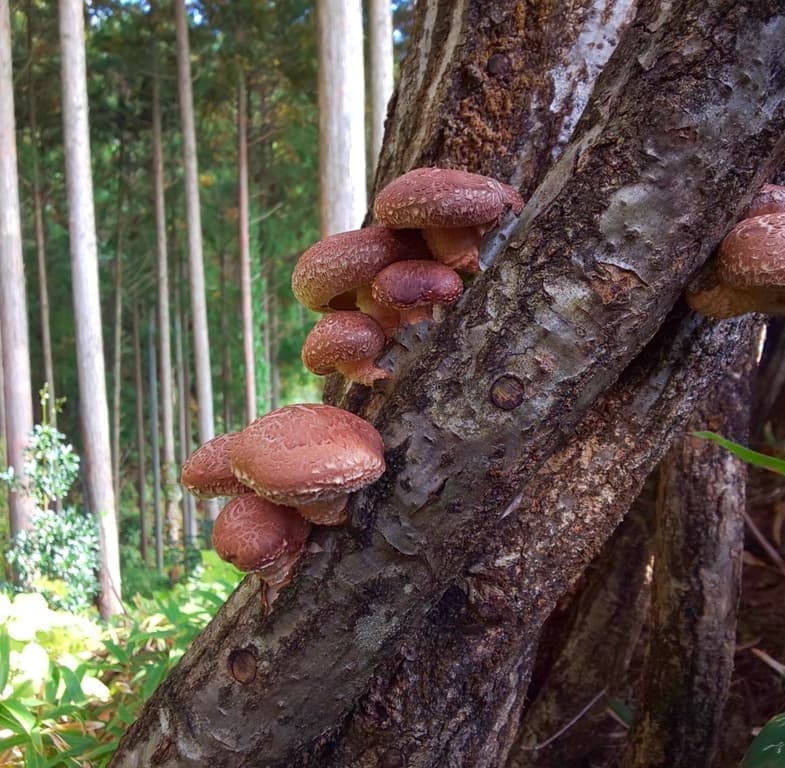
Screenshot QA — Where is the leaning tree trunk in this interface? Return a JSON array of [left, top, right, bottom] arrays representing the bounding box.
[[110, 2, 785, 765], [59, 0, 123, 618]]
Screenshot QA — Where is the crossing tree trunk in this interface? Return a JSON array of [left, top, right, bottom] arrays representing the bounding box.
[[109, 1, 785, 764]]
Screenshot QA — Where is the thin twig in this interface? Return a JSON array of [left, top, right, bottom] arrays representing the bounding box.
[[518, 688, 608, 751], [742, 508, 785, 577]]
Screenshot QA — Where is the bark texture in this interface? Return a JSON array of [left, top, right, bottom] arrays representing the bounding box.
[[619, 340, 754, 768], [317, 0, 367, 235], [111, 1, 785, 765], [59, 0, 122, 617], [0, 0, 35, 537]]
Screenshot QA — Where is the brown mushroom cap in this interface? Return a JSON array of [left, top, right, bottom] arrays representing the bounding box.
[[181, 432, 249, 499], [230, 404, 385, 523], [373, 167, 523, 229], [372, 260, 464, 314], [291, 227, 423, 312], [717, 213, 785, 289], [302, 311, 389, 385], [743, 184, 785, 219], [211, 493, 310, 581]]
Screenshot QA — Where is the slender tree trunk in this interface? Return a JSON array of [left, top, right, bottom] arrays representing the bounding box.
[[26, 2, 55, 429], [368, 0, 394, 173], [219, 251, 232, 431], [237, 71, 256, 424], [152, 70, 181, 548], [317, 0, 367, 236], [174, 0, 217, 521], [110, 1, 785, 763], [619, 339, 755, 768], [58, 0, 122, 618], [148, 308, 163, 574], [269, 283, 280, 410], [0, 0, 36, 537], [111, 182, 126, 510], [133, 302, 148, 566], [261, 259, 272, 411]]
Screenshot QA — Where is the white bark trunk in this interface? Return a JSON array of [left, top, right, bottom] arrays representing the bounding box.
[[153, 72, 181, 546], [238, 72, 256, 424], [317, 0, 367, 236], [369, 0, 394, 173], [174, 0, 217, 522], [58, 0, 123, 617], [0, 0, 36, 537]]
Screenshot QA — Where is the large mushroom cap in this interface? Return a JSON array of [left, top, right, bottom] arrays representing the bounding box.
[[230, 403, 386, 512], [181, 432, 249, 499], [744, 184, 785, 219], [717, 213, 785, 289], [291, 227, 422, 312], [302, 311, 389, 384], [373, 167, 523, 229], [211, 493, 310, 580]]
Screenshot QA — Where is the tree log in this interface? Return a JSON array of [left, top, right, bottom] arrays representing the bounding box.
[[110, 1, 785, 765]]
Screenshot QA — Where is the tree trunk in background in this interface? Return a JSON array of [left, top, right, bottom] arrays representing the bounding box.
[[152, 70, 181, 549], [58, 0, 122, 618], [0, 0, 36, 537], [261, 258, 272, 411], [368, 0, 394, 174], [133, 302, 148, 566], [219, 251, 232, 431], [269, 283, 280, 410], [26, 2, 55, 429], [174, 0, 217, 522], [111, 180, 126, 510], [110, 2, 785, 764], [148, 309, 163, 574], [237, 71, 256, 424], [317, 0, 367, 236]]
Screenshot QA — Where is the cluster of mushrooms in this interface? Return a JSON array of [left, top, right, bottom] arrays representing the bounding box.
[[687, 184, 785, 317], [180, 167, 524, 609]]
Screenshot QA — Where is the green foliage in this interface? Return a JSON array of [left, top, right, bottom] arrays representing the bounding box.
[[741, 712, 785, 767], [693, 431, 785, 476], [7, 507, 100, 612], [0, 552, 238, 767]]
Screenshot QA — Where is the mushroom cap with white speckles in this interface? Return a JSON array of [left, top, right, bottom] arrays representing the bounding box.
[[229, 404, 385, 508], [291, 227, 422, 312], [717, 213, 785, 289], [181, 432, 250, 499], [373, 167, 523, 229], [302, 312, 387, 375], [211, 493, 310, 579]]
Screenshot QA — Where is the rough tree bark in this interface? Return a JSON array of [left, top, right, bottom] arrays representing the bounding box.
[[111, 1, 785, 765], [0, 0, 35, 537], [59, 0, 123, 617]]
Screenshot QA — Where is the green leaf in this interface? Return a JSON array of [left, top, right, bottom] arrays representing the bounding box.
[[742, 712, 785, 767], [0, 628, 10, 692], [58, 666, 86, 705], [693, 432, 785, 475], [0, 699, 37, 734], [606, 697, 634, 727]]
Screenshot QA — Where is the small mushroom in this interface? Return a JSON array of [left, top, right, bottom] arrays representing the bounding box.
[[181, 432, 249, 499], [302, 311, 389, 385], [743, 184, 785, 219], [371, 260, 464, 325], [230, 403, 385, 525], [686, 213, 785, 317], [212, 493, 310, 612], [291, 227, 426, 335], [373, 167, 523, 274]]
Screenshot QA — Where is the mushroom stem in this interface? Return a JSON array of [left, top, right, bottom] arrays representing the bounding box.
[[355, 284, 401, 336], [336, 358, 390, 385], [398, 306, 435, 325], [422, 227, 482, 273]]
